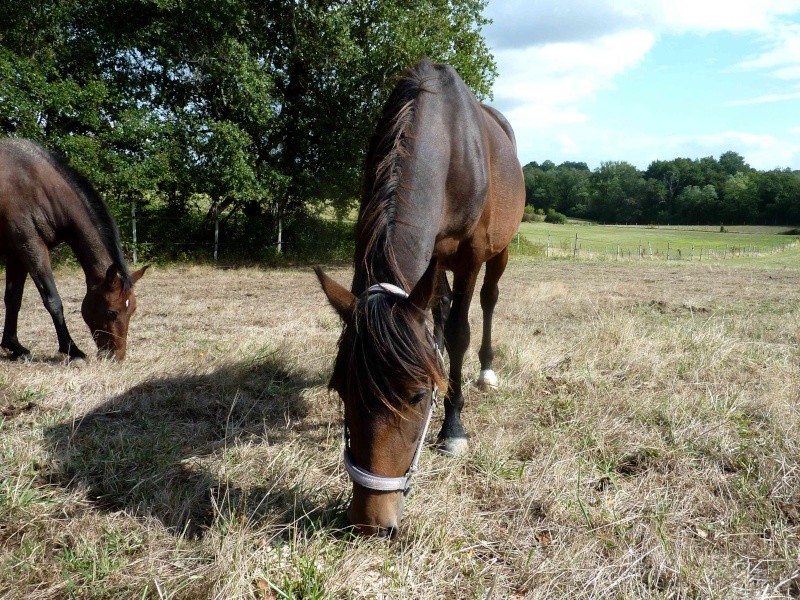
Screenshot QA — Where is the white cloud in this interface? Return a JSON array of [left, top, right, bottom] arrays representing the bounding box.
[[513, 125, 800, 171], [482, 0, 800, 170], [724, 89, 800, 106], [733, 24, 800, 78], [609, 0, 800, 34], [484, 0, 800, 49], [492, 30, 655, 129], [484, 1, 800, 134], [668, 131, 800, 170]]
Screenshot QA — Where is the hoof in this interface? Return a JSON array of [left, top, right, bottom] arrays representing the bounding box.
[[7, 351, 32, 362], [2, 342, 31, 361], [63, 347, 87, 361], [438, 437, 469, 457], [476, 369, 498, 391]]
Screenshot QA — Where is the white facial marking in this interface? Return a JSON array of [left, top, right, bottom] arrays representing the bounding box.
[[125, 299, 130, 308]]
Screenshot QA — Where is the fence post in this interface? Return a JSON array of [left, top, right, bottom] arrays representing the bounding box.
[[277, 213, 283, 254], [639, 240, 642, 259], [547, 233, 551, 258], [691, 245, 694, 260], [131, 199, 138, 265], [516, 232, 520, 251], [573, 233, 578, 259], [214, 208, 219, 261], [667, 242, 671, 261]]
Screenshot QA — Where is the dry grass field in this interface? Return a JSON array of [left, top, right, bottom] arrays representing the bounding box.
[[1, 254, 799, 598]]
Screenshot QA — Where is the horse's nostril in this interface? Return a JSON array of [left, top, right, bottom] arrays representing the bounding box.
[[377, 525, 398, 539]]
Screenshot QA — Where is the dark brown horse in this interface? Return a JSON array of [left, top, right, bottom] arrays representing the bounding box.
[[0, 139, 146, 361], [316, 59, 525, 536]]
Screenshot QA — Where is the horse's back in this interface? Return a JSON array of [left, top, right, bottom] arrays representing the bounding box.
[[416, 64, 524, 262], [0, 139, 63, 253], [405, 62, 496, 244]]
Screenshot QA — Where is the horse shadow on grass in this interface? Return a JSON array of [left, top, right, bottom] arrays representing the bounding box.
[[43, 352, 351, 539]]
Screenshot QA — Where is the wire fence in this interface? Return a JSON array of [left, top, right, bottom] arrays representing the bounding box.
[[117, 207, 355, 264], [511, 231, 800, 262], [114, 203, 800, 265]]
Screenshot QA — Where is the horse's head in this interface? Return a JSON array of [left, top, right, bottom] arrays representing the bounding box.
[[81, 264, 148, 361], [316, 263, 444, 537]]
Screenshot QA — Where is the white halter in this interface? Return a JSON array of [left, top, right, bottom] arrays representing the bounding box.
[[365, 282, 409, 298], [341, 282, 440, 495]]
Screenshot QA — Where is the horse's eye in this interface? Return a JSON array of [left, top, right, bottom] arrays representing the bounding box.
[[410, 390, 427, 405], [107, 309, 119, 320]]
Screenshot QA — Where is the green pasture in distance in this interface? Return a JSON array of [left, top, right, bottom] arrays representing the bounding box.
[[518, 221, 800, 258]]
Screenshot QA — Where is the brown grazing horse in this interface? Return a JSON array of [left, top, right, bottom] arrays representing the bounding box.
[[316, 59, 525, 537], [0, 139, 146, 361]]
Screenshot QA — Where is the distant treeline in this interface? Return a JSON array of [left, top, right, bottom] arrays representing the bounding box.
[[524, 153, 800, 226]]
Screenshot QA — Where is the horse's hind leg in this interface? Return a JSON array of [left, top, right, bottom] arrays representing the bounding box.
[[1, 257, 32, 359], [25, 250, 86, 360], [476, 247, 509, 390], [431, 270, 452, 349]]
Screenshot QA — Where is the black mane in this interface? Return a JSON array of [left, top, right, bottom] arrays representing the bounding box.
[[41, 143, 132, 289], [353, 59, 437, 293], [330, 290, 445, 410]]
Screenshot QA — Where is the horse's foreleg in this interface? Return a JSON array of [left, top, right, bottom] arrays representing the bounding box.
[[27, 253, 86, 360], [477, 248, 509, 390], [1, 258, 31, 359], [437, 267, 478, 456]]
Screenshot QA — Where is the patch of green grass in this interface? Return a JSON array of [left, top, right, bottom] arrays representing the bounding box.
[[266, 555, 330, 599], [57, 527, 144, 598], [0, 472, 50, 514], [507, 231, 546, 257], [519, 221, 800, 261], [10, 385, 47, 404], [469, 442, 526, 480]]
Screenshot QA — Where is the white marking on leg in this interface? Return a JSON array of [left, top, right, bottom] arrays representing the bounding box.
[[439, 437, 469, 457], [477, 369, 498, 390]]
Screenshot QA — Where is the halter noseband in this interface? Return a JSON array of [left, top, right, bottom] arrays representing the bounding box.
[[341, 282, 440, 496]]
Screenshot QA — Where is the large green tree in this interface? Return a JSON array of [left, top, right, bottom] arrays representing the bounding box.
[[1, 0, 496, 250]]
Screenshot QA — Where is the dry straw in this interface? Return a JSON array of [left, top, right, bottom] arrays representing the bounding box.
[[1, 257, 799, 598]]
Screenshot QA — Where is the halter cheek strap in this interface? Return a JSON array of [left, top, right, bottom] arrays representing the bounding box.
[[343, 385, 438, 495], [341, 281, 440, 496]]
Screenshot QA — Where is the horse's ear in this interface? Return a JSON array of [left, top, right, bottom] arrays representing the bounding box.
[[314, 266, 355, 321], [408, 257, 438, 311], [131, 265, 149, 285], [104, 264, 123, 290]]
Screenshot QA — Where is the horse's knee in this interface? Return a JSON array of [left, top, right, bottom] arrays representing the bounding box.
[[43, 295, 63, 317]]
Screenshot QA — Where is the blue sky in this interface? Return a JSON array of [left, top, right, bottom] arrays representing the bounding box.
[[482, 0, 800, 171]]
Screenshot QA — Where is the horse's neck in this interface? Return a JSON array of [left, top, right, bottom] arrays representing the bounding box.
[[62, 207, 115, 286], [354, 201, 438, 293]]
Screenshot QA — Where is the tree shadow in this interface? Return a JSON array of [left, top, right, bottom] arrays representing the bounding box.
[[43, 352, 351, 539]]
